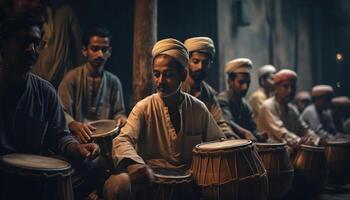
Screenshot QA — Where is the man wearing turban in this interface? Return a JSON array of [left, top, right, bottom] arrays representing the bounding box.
[[331, 96, 350, 134], [181, 37, 238, 139], [103, 38, 225, 200], [257, 69, 319, 150], [217, 58, 261, 141], [301, 85, 338, 138], [248, 64, 276, 120]]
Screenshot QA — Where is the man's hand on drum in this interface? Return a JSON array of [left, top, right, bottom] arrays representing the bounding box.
[[127, 163, 154, 185], [242, 130, 257, 142], [66, 143, 100, 159], [68, 121, 96, 143], [115, 116, 127, 128]]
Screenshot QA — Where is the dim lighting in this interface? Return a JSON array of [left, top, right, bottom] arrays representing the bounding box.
[[336, 53, 343, 62], [336, 82, 341, 88]]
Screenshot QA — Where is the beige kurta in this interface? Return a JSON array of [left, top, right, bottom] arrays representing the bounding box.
[[113, 92, 225, 169], [248, 87, 268, 120], [181, 80, 238, 138], [257, 97, 317, 144]]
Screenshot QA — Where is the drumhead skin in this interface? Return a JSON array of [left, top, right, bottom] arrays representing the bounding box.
[[152, 168, 191, 180], [195, 139, 251, 151], [88, 119, 119, 138], [326, 139, 350, 146], [255, 142, 286, 147], [299, 144, 324, 151], [1, 154, 71, 171]]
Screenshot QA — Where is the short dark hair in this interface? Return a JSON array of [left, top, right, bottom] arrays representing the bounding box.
[[82, 27, 112, 47], [0, 15, 43, 40]]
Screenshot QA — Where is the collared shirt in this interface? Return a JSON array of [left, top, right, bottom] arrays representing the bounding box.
[[257, 97, 316, 143], [113, 92, 225, 169], [0, 73, 77, 155], [181, 80, 238, 138], [301, 104, 337, 137], [217, 91, 258, 137], [58, 64, 126, 124], [248, 87, 268, 120]]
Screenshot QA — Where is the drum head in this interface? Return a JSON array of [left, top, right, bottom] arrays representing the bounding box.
[[1, 154, 71, 172], [255, 142, 287, 147], [326, 139, 350, 146], [88, 119, 119, 138], [196, 139, 251, 151], [300, 144, 324, 152], [152, 168, 191, 180]]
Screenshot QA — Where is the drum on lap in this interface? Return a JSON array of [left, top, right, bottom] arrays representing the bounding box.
[[0, 153, 74, 200], [255, 142, 294, 199], [191, 139, 268, 200]]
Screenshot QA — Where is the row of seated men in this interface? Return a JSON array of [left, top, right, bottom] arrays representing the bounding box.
[[1, 15, 349, 200]]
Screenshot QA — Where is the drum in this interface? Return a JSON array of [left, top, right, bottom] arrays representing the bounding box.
[[191, 139, 268, 200], [292, 145, 327, 197], [149, 168, 199, 200], [89, 119, 120, 158], [324, 139, 350, 185], [256, 142, 294, 199], [0, 153, 74, 200]]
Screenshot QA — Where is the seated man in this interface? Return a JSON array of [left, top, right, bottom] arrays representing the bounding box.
[[248, 64, 276, 120], [182, 36, 238, 138], [103, 38, 225, 200], [257, 69, 319, 150], [0, 16, 99, 199], [218, 58, 261, 141], [58, 27, 127, 144], [301, 85, 337, 138], [294, 90, 312, 113], [331, 96, 350, 134]]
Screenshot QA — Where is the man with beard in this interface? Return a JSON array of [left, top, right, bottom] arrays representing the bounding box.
[[218, 58, 260, 141], [257, 69, 319, 150], [103, 38, 225, 200], [58, 27, 127, 144], [301, 85, 338, 138], [248, 64, 276, 120], [0, 16, 100, 199], [181, 37, 238, 138]]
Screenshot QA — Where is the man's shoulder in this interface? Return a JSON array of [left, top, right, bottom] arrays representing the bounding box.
[[249, 88, 266, 100], [103, 70, 122, 84], [217, 91, 229, 101], [201, 81, 217, 95], [28, 73, 56, 93]]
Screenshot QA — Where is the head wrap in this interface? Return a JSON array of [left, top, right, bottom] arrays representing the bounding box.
[[295, 91, 311, 101], [311, 85, 334, 97], [225, 58, 252, 74], [273, 69, 297, 85], [152, 38, 189, 68], [184, 37, 215, 58], [258, 65, 276, 78], [332, 96, 350, 107]]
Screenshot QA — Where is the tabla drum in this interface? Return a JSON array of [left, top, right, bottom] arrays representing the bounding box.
[[191, 139, 268, 200], [88, 119, 120, 158], [0, 153, 74, 200], [324, 139, 350, 185], [146, 168, 199, 200], [256, 142, 294, 199], [292, 145, 327, 198]]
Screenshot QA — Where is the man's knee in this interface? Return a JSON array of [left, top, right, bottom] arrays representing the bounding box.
[[104, 173, 131, 200]]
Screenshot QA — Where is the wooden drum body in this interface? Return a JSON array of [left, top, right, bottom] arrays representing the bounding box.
[[191, 139, 268, 200], [293, 145, 327, 197], [0, 154, 74, 200], [325, 139, 350, 185], [256, 142, 294, 199]]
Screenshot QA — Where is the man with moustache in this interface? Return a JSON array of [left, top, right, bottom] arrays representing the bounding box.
[[0, 16, 99, 199], [218, 58, 260, 141], [182, 37, 238, 138], [257, 69, 319, 149], [103, 38, 225, 200], [58, 27, 127, 144]]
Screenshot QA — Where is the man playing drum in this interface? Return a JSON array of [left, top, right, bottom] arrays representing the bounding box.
[[257, 69, 320, 150], [0, 15, 100, 199], [103, 38, 225, 200], [58, 27, 127, 144]]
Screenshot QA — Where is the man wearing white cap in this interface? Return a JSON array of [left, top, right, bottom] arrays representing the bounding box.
[[248, 64, 276, 120], [217, 58, 260, 141], [257, 69, 319, 149], [301, 85, 337, 138], [294, 91, 312, 113], [182, 37, 238, 138], [103, 38, 225, 200], [331, 96, 350, 134]]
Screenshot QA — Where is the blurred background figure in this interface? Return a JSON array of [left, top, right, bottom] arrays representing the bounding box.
[[331, 96, 350, 135], [294, 91, 312, 113]]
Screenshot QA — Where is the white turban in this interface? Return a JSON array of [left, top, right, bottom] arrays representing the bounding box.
[[152, 38, 189, 68], [184, 37, 215, 58], [225, 58, 252, 74], [273, 69, 297, 85], [295, 91, 311, 101], [332, 96, 350, 107], [258, 65, 276, 78], [311, 85, 334, 97]]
